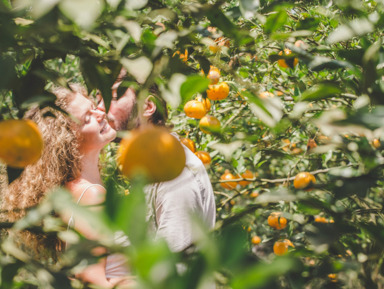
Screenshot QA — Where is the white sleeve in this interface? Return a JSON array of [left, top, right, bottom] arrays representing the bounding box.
[[154, 168, 203, 252]]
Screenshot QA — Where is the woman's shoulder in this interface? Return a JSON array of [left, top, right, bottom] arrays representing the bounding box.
[[67, 180, 106, 206]]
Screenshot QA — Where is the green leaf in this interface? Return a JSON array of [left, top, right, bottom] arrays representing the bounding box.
[[125, 0, 147, 10], [296, 16, 321, 31], [335, 106, 384, 131], [361, 41, 382, 103], [180, 75, 209, 103], [113, 177, 148, 246], [80, 58, 121, 113], [206, 8, 236, 36], [131, 239, 178, 285], [231, 257, 299, 289], [121, 56, 153, 84], [194, 55, 211, 75], [308, 56, 354, 71], [206, 8, 251, 45], [48, 188, 114, 241], [13, 59, 46, 109], [0, 261, 24, 288], [59, 0, 104, 29], [0, 0, 11, 10], [0, 55, 17, 89], [6, 166, 23, 184], [300, 83, 342, 101], [32, 68, 69, 88], [20, 93, 56, 109], [243, 90, 283, 127], [264, 10, 288, 34], [16, 0, 60, 18], [160, 73, 186, 108], [327, 18, 374, 44]]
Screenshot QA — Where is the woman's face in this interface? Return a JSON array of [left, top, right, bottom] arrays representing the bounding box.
[[96, 85, 137, 131], [66, 92, 116, 152]]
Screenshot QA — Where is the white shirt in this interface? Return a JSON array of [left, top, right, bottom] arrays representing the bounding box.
[[145, 137, 216, 252]]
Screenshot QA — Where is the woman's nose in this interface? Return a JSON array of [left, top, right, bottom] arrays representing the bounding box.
[[93, 109, 106, 122], [96, 99, 106, 112]]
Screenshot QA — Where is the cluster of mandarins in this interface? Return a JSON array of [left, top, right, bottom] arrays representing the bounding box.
[[219, 169, 254, 190], [183, 66, 228, 133], [182, 66, 231, 165], [250, 171, 325, 256], [276, 40, 305, 69]]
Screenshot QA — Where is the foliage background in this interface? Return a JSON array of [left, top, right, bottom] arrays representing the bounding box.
[[2, 0, 384, 288]]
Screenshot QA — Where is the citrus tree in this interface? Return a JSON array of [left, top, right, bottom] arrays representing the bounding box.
[[2, 0, 384, 288]]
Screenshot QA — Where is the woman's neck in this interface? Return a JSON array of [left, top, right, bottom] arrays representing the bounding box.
[[77, 149, 103, 185]]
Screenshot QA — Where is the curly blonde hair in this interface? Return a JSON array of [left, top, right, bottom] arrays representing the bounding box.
[[1, 85, 86, 261]]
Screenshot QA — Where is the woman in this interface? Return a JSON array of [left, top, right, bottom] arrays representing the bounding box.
[[1, 84, 118, 287]]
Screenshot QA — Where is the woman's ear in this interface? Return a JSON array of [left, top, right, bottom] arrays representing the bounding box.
[[143, 96, 157, 118]]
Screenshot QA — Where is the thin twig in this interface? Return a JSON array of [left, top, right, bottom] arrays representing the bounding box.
[[213, 164, 354, 185], [222, 104, 247, 129], [219, 189, 248, 208]]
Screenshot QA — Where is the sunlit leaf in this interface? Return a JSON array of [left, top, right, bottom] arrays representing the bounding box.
[[59, 0, 104, 29], [112, 177, 148, 246], [334, 106, 384, 130], [160, 73, 186, 108], [206, 8, 251, 45], [121, 56, 153, 84], [1, 0, 12, 9], [125, 0, 147, 10], [264, 10, 288, 34], [48, 188, 114, 243], [14, 0, 60, 18], [327, 18, 374, 44], [308, 56, 354, 71], [20, 93, 56, 109], [155, 30, 178, 49], [300, 83, 342, 101], [180, 75, 210, 103], [231, 257, 299, 289], [106, 0, 121, 9], [239, 0, 260, 20], [211, 141, 243, 161], [80, 58, 121, 113]]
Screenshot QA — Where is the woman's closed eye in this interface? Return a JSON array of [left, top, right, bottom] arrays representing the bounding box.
[[84, 113, 91, 124]]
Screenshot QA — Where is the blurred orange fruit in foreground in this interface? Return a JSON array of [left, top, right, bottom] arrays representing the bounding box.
[[0, 119, 43, 168], [118, 126, 186, 183]]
